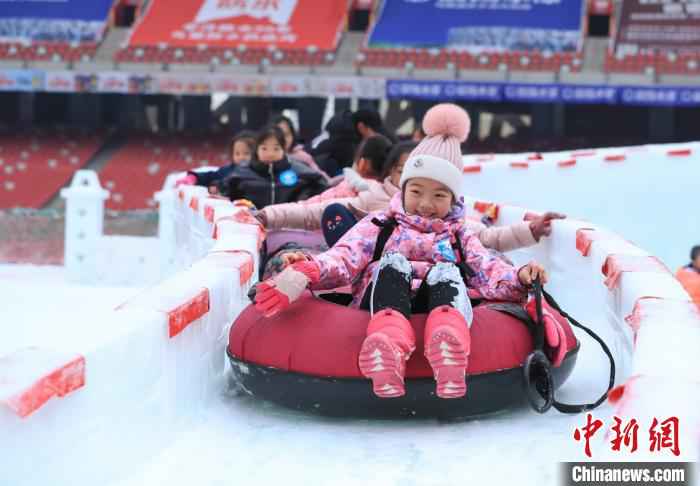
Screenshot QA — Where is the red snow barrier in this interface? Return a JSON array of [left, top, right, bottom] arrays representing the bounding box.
[[667, 148, 692, 157], [473, 201, 499, 220], [208, 250, 255, 285], [167, 288, 210, 338], [557, 159, 577, 168], [212, 212, 265, 249], [602, 255, 670, 290], [624, 297, 700, 338], [0, 349, 85, 418], [189, 196, 199, 212], [575, 228, 597, 256]]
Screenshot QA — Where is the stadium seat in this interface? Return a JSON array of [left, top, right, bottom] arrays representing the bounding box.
[[99, 134, 230, 211], [0, 41, 98, 62], [0, 131, 104, 210]]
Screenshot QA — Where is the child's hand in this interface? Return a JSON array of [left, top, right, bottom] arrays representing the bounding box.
[[254, 261, 320, 317], [518, 261, 548, 287], [527, 212, 566, 241], [280, 251, 308, 267]]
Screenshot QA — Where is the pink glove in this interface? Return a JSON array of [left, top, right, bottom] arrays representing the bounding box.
[[176, 174, 197, 187], [254, 261, 320, 317], [525, 297, 567, 367]]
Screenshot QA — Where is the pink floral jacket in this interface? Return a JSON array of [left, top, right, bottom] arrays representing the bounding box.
[[310, 193, 529, 307]]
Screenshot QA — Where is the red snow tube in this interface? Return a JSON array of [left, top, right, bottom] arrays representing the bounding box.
[[227, 293, 579, 419]]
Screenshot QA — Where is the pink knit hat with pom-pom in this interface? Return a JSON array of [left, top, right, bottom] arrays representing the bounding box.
[[399, 103, 470, 198]]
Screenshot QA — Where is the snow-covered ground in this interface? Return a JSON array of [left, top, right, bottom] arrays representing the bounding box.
[[0, 265, 139, 356], [0, 268, 620, 486]]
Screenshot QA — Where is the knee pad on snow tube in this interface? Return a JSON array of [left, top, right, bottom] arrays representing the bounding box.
[[227, 293, 579, 420]]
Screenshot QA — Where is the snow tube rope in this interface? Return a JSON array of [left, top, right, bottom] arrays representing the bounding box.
[[524, 278, 616, 414]]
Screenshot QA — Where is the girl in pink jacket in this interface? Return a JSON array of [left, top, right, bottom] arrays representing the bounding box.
[[253, 104, 548, 401], [299, 135, 393, 205]]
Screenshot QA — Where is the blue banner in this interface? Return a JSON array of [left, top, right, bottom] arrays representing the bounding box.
[[388, 80, 619, 104], [0, 70, 44, 92], [0, 0, 113, 42], [387, 80, 502, 101], [0, 0, 114, 21], [560, 85, 618, 105], [620, 87, 700, 107], [387, 79, 700, 107], [369, 0, 584, 51]]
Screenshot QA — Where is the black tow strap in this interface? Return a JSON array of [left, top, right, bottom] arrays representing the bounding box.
[[371, 217, 399, 263], [523, 278, 616, 414]]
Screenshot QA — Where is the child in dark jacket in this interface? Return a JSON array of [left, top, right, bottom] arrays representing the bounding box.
[[220, 125, 327, 209]]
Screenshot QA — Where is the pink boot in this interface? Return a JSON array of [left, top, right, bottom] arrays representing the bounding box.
[[424, 305, 470, 399], [358, 309, 416, 398]]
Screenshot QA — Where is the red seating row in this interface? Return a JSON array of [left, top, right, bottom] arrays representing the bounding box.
[[605, 51, 700, 75], [357, 48, 583, 72], [99, 134, 230, 211], [0, 132, 103, 209], [0, 42, 98, 62], [114, 45, 336, 66]]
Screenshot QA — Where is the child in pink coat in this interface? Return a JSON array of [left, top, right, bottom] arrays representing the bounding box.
[[300, 135, 393, 205], [253, 104, 549, 400]]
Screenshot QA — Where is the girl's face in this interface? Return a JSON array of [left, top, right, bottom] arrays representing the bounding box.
[[403, 177, 453, 219], [257, 136, 284, 164], [231, 140, 252, 165], [389, 152, 410, 188], [277, 122, 294, 151]]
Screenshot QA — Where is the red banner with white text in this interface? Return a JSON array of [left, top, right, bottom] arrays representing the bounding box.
[[128, 0, 347, 50]]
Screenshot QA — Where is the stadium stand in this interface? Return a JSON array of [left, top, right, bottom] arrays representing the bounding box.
[[99, 134, 229, 211], [114, 0, 347, 67], [0, 0, 112, 63], [0, 131, 103, 209], [0, 42, 98, 63], [114, 44, 336, 67], [604, 0, 700, 75], [356, 1, 585, 73]]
